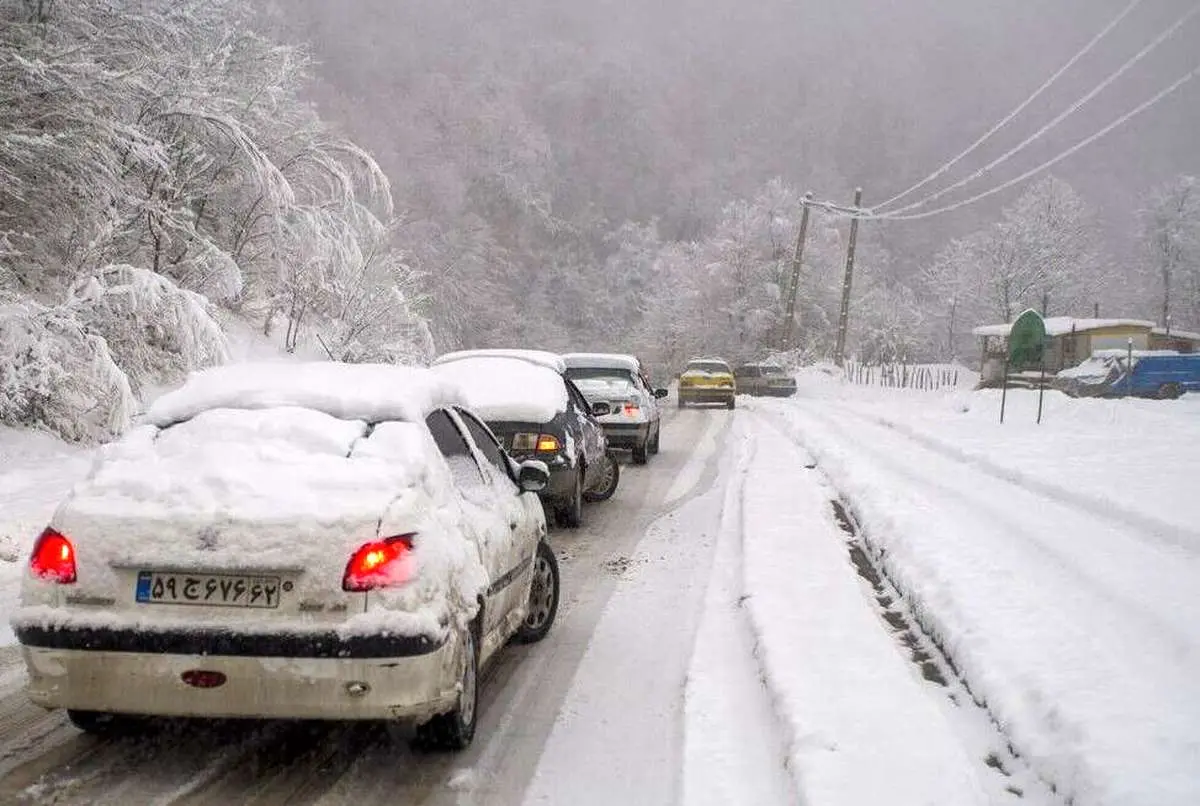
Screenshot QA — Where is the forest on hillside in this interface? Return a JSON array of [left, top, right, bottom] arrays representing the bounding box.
[[2, 0, 1198, 440]]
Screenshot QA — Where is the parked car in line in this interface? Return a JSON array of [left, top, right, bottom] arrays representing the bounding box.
[[562, 353, 668, 464], [733, 362, 797, 397], [12, 362, 560, 750], [678, 357, 736, 409], [1055, 350, 1200, 399], [432, 349, 618, 527]]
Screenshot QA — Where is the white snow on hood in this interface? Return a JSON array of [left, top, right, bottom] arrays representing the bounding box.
[[431, 356, 567, 424], [149, 361, 464, 427]]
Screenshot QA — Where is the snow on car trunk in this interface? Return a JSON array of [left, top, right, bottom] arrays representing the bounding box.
[[431, 356, 567, 423], [12, 362, 489, 642]]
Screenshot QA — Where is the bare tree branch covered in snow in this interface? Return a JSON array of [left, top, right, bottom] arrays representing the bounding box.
[[1139, 175, 1200, 331], [0, 0, 430, 440]]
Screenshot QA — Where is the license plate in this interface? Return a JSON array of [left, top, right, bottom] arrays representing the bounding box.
[[135, 571, 281, 609]]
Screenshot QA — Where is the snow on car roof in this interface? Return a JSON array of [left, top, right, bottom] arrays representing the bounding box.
[[561, 352, 641, 373], [434, 349, 566, 374], [431, 355, 568, 423], [147, 362, 462, 427]]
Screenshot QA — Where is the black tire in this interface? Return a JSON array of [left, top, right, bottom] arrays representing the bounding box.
[[677, 396, 686, 409], [583, 453, 619, 502], [556, 469, 584, 528], [649, 425, 661, 455], [414, 627, 478, 751], [726, 398, 736, 410], [1158, 383, 1182, 400], [67, 709, 136, 736], [631, 440, 648, 465], [514, 541, 560, 644]]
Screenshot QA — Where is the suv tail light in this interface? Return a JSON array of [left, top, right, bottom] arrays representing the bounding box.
[[343, 535, 416, 592], [623, 403, 640, 416], [30, 528, 77, 583]]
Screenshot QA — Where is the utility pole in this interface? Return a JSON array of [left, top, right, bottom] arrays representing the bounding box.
[[779, 191, 813, 349], [833, 188, 863, 367]]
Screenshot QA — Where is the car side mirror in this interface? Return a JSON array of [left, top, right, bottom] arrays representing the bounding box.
[[517, 460, 550, 493], [591, 401, 611, 416], [653, 388, 669, 399]]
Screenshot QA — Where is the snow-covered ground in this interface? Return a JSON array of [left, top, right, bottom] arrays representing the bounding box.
[[743, 369, 1200, 806]]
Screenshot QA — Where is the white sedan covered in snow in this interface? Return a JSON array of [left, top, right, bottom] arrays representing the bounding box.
[[11, 363, 559, 749]]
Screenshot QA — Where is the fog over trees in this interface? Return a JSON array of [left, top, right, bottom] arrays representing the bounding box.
[[2, 0, 1198, 438]]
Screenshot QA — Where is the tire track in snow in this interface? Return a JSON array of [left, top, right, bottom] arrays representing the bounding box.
[[744, 407, 1059, 804]]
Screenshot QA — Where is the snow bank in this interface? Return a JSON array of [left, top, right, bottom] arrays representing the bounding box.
[[149, 361, 463, 426], [431, 355, 567, 423], [762, 374, 1200, 805], [733, 416, 991, 805]]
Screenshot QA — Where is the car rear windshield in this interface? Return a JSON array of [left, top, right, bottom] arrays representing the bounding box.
[[565, 367, 636, 384], [687, 361, 729, 373]]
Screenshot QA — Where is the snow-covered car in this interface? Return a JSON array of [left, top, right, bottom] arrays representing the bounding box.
[[733, 362, 797, 397], [11, 362, 560, 750], [562, 353, 668, 464], [678, 357, 736, 409], [432, 350, 618, 527]]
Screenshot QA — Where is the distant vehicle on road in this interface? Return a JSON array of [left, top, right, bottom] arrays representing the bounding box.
[[432, 349, 618, 526], [733, 362, 797, 397], [678, 357, 736, 409], [562, 353, 668, 464], [12, 362, 559, 750], [1054, 351, 1200, 399]]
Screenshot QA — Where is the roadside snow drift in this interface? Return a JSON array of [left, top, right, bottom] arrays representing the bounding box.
[[754, 369, 1200, 806]]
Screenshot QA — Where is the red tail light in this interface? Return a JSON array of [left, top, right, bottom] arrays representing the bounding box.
[[30, 528, 77, 584], [623, 403, 640, 416], [343, 535, 416, 592], [181, 670, 227, 689]]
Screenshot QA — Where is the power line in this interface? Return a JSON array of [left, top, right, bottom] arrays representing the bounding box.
[[874, 0, 1146, 212], [879, 1, 1200, 218], [868, 63, 1200, 221]]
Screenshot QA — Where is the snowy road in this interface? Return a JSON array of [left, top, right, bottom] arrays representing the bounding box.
[[0, 406, 735, 805]]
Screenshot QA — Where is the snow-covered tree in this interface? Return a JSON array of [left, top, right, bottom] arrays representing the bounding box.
[[1139, 175, 1200, 330]]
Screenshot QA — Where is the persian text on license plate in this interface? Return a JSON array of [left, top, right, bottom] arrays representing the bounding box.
[[136, 571, 281, 609]]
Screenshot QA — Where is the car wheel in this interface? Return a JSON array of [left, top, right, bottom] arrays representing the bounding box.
[[67, 709, 136, 736], [1158, 383, 1182, 399], [726, 398, 736, 410], [631, 440, 648, 465], [677, 396, 686, 409], [583, 453, 619, 502], [649, 425, 660, 455], [557, 469, 584, 528], [514, 541, 560, 644], [414, 626, 478, 751]]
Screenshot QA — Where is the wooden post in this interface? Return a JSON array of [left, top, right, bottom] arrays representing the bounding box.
[[780, 192, 813, 349], [833, 188, 864, 367]]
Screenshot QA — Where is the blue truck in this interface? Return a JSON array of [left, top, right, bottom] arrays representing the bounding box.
[[1054, 351, 1200, 399]]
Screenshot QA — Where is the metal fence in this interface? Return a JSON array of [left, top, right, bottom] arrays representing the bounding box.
[[845, 361, 961, 391]]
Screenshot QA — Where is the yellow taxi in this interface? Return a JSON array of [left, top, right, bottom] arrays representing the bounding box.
[[677, 357, 736, 409]]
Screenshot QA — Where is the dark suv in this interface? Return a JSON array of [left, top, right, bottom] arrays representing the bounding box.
[[431, 350, 617, 527]]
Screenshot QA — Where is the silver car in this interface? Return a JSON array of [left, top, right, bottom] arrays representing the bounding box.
[[562, 353, 668, 464]]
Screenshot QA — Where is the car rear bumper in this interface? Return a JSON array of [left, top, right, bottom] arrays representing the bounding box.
[[679, 387, 735, 403], [17, 627, 460, 722], [600, 421, 651, 449]]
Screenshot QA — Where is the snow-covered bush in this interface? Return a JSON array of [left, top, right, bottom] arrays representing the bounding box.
[[69, 266, 230, 396], [0, 302, 135, 442]]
